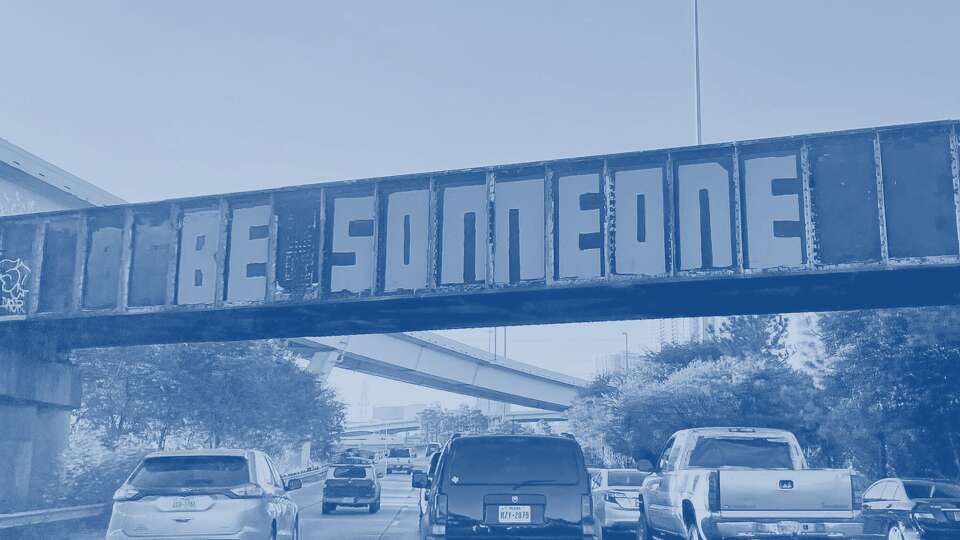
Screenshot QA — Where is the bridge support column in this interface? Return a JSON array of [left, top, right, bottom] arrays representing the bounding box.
[[0, 341, 79, 512]]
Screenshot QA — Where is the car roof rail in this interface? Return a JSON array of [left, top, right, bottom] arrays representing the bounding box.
[[560, 432, 576, 440]]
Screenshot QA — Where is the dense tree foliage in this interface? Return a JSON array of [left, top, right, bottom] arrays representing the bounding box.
[[49, 340, 346, 505], [74, 340, 345, 457], [569, 311, 960, 481]]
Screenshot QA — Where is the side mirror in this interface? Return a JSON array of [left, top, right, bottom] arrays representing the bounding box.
[[412, 471, 431, 489], [285, 478, 303, 491], [635, 459, 654, 472]]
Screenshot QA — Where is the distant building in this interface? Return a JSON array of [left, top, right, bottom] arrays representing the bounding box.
[[474, 398, 510, 417], [658, 316, 720, 348], [371, 403, 426, 422], [593, 351, 645, 376]]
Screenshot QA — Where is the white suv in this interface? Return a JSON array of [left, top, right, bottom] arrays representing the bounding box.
[[106, 449, 301, 540]]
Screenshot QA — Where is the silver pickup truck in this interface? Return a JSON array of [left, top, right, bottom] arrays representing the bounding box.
[[637, 427, 862, 540]]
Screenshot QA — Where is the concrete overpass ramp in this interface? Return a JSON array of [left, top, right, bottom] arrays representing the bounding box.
[[289, 332, 586, 411]]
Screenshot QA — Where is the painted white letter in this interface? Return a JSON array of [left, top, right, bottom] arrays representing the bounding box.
[[494, 179, 544, 283], [614, 168, 665, 275], [384, 189, 429, 291], [743, 155, 803, 269], [558, 173, 603, 279], [677, 162, 733, 270], [330, 196, 375, 293]]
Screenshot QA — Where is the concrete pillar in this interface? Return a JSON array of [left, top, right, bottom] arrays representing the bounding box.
[[0, 341, 79, 512]]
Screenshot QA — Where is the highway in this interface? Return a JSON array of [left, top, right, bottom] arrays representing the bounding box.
[[293, 473, 420, 540]]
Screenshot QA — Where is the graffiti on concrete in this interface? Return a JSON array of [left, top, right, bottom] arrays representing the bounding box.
[[0, 190, 37, 217], [0, 258, 30, 314]]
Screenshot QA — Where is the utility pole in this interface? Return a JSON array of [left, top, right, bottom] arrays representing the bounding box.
[[694, 0, 703, 145], [622, 331, 629, 368]]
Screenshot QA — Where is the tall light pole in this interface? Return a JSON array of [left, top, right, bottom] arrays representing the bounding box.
[[622, 331, 629, 368], [694, 0, 703, 145]]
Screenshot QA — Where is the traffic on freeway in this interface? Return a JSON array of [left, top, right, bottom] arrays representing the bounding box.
[[95, 431, 960, 540]]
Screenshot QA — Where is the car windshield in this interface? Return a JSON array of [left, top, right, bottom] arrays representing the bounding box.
[[129, 456, 249, 488], [444, 437, 582, 486], [388, 449, 411, 458], [688, 437, 794, 469], [607, 471, 647, 486], [332, 466, 370, 479], [904, 481, 960, 499]]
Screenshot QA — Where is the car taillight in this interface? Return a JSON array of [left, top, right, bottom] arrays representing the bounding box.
[[228, 483, 265, 498], [430, 493, 448, 536], [708, 471, 720, 512], [582, 494, 597, 537], [112, 485, 142, 502], [912, 504, 938, 522]]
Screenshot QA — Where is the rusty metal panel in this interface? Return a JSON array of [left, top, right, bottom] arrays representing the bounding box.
[[879, 125, 958, 259], [128, 207, 175, 307], [274, 192, 321, 300], [82, 210, 125, 309], [0, 221, 37, 315], [38, 219, 79, 313], [808, 133, 882, 265]]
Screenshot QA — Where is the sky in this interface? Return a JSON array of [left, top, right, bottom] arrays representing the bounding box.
[[3, 1, 959, 415]]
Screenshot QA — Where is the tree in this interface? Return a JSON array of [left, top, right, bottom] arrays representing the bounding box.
[[817, 308, 960, 479], [72, 340, 345, 458]]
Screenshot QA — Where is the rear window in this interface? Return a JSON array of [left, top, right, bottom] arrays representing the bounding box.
[[388, 448, 411, 458], [129, 456, 249, 488], [332, 466, 370, 479], [689, 437, 794, 469], [443, 437, 583, 486], [607, 471, 647, 486], [904, 482, 960, 499]]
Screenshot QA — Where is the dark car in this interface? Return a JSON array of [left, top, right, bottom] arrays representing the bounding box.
[[413, 434, 597, 539], [861, 477, 960, 540]]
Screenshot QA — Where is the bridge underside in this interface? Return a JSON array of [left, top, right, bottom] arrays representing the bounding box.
[[13, 264, 960, 350], [289, 334, 584, 411]]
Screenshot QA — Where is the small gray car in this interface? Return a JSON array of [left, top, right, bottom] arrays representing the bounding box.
[[106, 449, 301, 540]]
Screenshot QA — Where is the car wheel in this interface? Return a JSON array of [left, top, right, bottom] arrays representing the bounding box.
[[321, 503, 336, 514], [888, 524, 905, 540], [685, 518, 703, 540], [637, 510, 653, 540], [369, 500, 381, 514]]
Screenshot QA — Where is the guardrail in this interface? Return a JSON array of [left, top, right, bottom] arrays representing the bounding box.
[[283, 464, 328, 482], [0, 503, 107, 530]]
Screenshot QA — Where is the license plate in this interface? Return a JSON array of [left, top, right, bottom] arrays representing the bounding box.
[[498, 505, 531, 523], [171, 497, 199, 510], [777, 521, 801, 534]]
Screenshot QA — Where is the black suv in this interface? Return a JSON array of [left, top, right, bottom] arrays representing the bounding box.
[[413, 434, 597, 539]]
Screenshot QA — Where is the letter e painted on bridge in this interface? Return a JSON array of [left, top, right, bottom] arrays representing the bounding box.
[[329, 195, 375, 294], [558, 173, 603, 279], [177, 209, 221, 305], [495, 178, 544, 283], [384, 189, 429, 292], [741, 154, 805, 269], [440, 183, 487, 285], [227, 204, 271, 302], [614, 167, 666, 275]]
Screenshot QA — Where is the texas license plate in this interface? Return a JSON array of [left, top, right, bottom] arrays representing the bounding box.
[[498, 505, 531, 523], [171, 497, 199, 510], [777, 521, 801, 534]]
